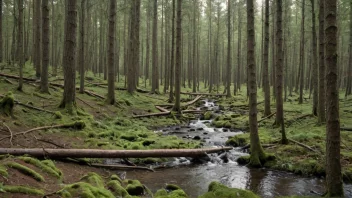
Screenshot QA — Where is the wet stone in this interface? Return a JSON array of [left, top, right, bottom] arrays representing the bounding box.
[[203, 132, 208, 135], [175, 127, 180, 130], [197, 128, 204, 131], [223, 129, 229, 132], [189, 129, 196, 132], [193, 136, 201, 140]]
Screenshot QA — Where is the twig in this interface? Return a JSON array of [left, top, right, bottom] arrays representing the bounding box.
[[3, 123, 13, 147], [288, 138, 319, 153], [258, 112, 276, 123], [90, 163, 155, 172], [32, 135, 65, 148], [76, 97, 95, 109]]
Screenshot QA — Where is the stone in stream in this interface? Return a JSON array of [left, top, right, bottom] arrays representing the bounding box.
[[189, 128, 196, 132], [197, 128, 204, 131], [203, 132, 208, 135], [222, 129, 229, 132], [193, 136, 201, 140], [175, 127, 181, 130]]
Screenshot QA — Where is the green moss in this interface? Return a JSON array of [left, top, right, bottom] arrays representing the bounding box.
[[203, 111, 214, 120], [6, 162, 45, 182], [58, 182, 115, 198], [155, 189, 188, 198], [18, 157, 62, 179], [121, 134, 138, 142], [155, 189, 168, 196], [198, 182, 259, 198], [123, 180, 144, 196], [237, 156, 250, 165], [115, 118, 132, 126], [0, 91, 15, 116], [110, 174, 122, 183], [1, 185, 44, 195], [226, 136, 247, 147], [107, 180, 131, 198], [166, 184, 182, 191], [80, 172, 105, 188], [0, 165, 8, 177], [54, 111, 63, 119]]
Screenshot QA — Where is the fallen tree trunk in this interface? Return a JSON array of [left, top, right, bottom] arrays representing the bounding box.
[[0, 147, 232, 158], [182, 95, 203, 107], [288, 138, 319, 153], [258, 112, 276, 123], [133, 111, 171, 118], [341, 127, 352, 132], [155, 106, 170, 113], [181, 110, 204, 114], [180, 92, 226, 97], [0, 73, 36, 82]]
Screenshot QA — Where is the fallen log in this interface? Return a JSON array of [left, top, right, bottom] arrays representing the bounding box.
[[90, 163, 154, 172], [133, 111, 171, 118], [288, 138, 319, 153], [0, 147, 232, 158], [155, 106, 170, 113], [341, 127, 352, 132], [0, 72, 36, 82], [181, 110, 204, 114], [180, 92, 226, 97], [182, 95, 203, 107], [258, 112, 276, 123]]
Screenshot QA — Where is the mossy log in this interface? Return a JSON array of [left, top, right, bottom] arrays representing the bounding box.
[[180, 92, 226, 97], [0, 147, 232, 158], [133, 111, 171, 118]]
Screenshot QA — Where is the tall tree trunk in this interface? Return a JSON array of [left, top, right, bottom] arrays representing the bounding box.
[[192, 0, 197, 93], [263, 0, 271, 116], [226, 0, 231, 98], [151, 0, 159, 93], [247, 0, 265, 167], [298, 0, 305, 104], [107, 0, 116, 104], [145, 1, 150, 87], [34, 0, 41, 79], [345, 1, 352, 97], [40, 0, 49, 93], [59, 0, 77, 113], [173, 0, 182, 113], [310, 0, 318, 115], [0, 0, 2, 63], [276, 0, 288, 144], [79, 0, 86, 94], [318, 0, 326, 123], [17, 0, 24, 91], [169, 0, 175, 102], [236, 1, 241, 94], [325, 0, 343, 195]]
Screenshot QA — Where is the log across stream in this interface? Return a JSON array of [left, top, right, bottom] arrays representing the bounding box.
[[115, 99, 352, 198]]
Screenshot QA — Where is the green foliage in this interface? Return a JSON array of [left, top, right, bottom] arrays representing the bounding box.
[[5, 162, 45, 182], [123, 180, 144, 196], [107, 180, 131, 198], [0, 165, 8, 177], [80, 172, 105, 188], [198, 182, 259, 198], [57, 182, 115, 198], [0, 91, 15, 116], [18, 157, 62, 179]]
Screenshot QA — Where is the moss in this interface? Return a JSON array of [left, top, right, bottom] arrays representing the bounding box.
[[166, 184, 182, 191], [123, 179, 144, 196], [58, 182, 115, 198], [80, 172, 105, 188], [107, 180, 131, 198], [121, 134, 138, 142], [110, 174, 123, 183], [19, 157, 62, 179], [198, 182, 259, 198], [155, 189, 188, 198], [203, 111, 214, 120], [42, 159, 63, 176], [155, 189, 168, 196], [115, 118, 132, 126], [54, 111, 63, 119], [1, 185, 44, 195], [226, 136, 247, 147], [0, 91, 15, 116], [237, 156, 250, 165], [6, 162, 45, 182], [0, 165, 8, 177]]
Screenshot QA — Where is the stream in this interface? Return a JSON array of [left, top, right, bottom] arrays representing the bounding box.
[[127, 99, 352, 198]]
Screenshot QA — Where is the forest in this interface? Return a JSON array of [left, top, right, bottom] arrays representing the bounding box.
[[0, 0, 351, 197]]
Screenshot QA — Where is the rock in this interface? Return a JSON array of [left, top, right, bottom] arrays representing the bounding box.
[[193, 136, 201, 140], [203, 132, 208, 135], [124, 180, 144, 196], [189, 128, 196, 132], [222, 129, 229, 132], [197, 128, 204, 131], [199, 182, 259, 198], [175, 127, 181, 130]]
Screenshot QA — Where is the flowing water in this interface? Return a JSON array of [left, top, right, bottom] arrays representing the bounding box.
[[125, 99, 352, 197]]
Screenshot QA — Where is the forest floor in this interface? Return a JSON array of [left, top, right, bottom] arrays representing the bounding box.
[[0, 65, 351, 197]]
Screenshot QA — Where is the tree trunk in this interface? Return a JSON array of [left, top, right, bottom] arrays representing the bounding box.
[[34, 0, 41, 79], [59, 0, 77, 113], [151, 0, 159, 93], [263, 0, 271, 116], [236, 1, 242, 94], [298, 0, 305, 104], [345, 1, 352, 97], [79, 0, 86, 94], [247, 0, 265, 167], [318, 0, 326, 123], [169, 0, 175, 102], [173, 0, 182, 113], [226, 0, 231, 98], [107, 0, 116, 104], [0, 0, 2, 63], [325, 0, 343, 195], [145, 0, 150, 87], [17, 0, 24, 91], [311, 0, 318, 115], [40, 0, 49, 93], [192, 0, 197, 93]]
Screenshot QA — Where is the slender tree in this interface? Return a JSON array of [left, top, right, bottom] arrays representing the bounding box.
[[151, 0, 159, 93], [298, 0, 305, 104], [60, 0, 78, 113], [107, 0, 116, 104], [247, 0, 266, 167], [263, 0, 271, 116], [169, 0, 176, 102], [318, 0, 326, 123], [173, 0, 182, 113], [17, 0, 24, 91], [325, 0, 343, 195], [311, 0, 318, 115], [40, 0, 49, 93], [226, 0, 231, 98], [0, 0, 2, 63], [34, 0, 41, 79], [79, 0, 86, 94], [345, 1, 352, 97]]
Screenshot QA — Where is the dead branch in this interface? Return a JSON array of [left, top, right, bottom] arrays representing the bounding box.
[[76, 97, 96, 109], [181, 110, 205, 114], [341, 127, 352, 131], [32, 135, 65, 148], [288, 138, 319, 153], [133, 111, 171, 118], [3, 123, 13, 147], [180, 92, 226, 97], [3, 78, 14, 84], [90, 163, 154, 172], [155, 106, 170, 113], [258, 112, 277, 123], [182, 95, 203, 107], [0, 147, 233, 158], [83, 90, 105, 100]]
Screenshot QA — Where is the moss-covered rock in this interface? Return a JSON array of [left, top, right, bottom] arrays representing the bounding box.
[[166, 184, 182, 191], [1, 185, 44, 195], [155, 189, 188, 198], [0, 165, 8, 177], [57, 182, 115, 198], [80, 172, 105, 188], [237, 156, 250, 165], [107, 180, 131, 198], [19, 157, 62, 179], [123, 180, 144, 196], [6, 162, 45, 182], [110, 174, 123, 183], [0, 92, 15, 116], [202, 112, 214, 120], [226, 136, 247, 147], [198, 182, 259, 198]]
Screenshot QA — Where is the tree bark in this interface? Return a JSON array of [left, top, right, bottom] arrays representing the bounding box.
[[318, 0, 326, 123], [247, 0, 265, 167], [325, 0, 343, 195], [263, 0, 271, 116], [345, 1, 352, 97], [151, 0, 159, 93], [0, 0, 2, 63], [173, 0, 182, 113], [298, 0, 305, 104], [17, 0, 24, 91], [79, 0, 86, 94], [311, 0, 318, 115], [34, 0, 41, 79], [40, 0, 49, 93], [107, 0, 116, 104], [226, 0, 231, 98], [169, 0, 175, 102], [59, 0, 78, 113]]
